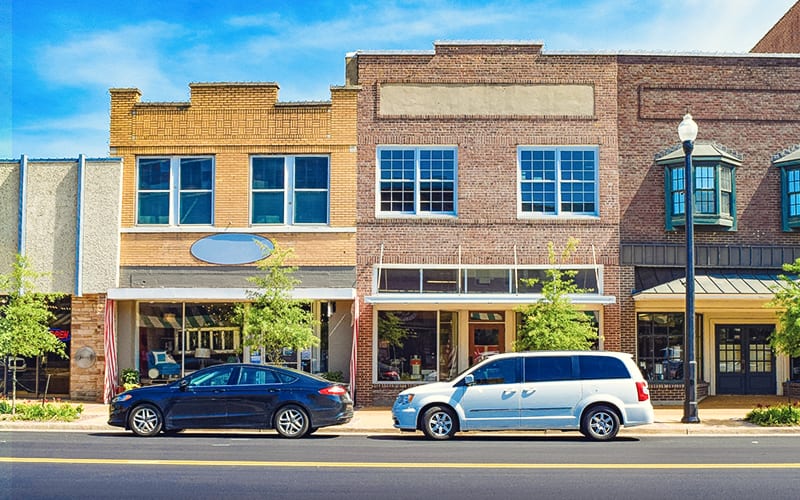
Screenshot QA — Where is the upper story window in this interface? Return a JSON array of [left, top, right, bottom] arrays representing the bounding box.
[[774, 146, 800, 231], [251, 155, 329, 225], [656, 143, 742, 231], [137, 157, 213, 225], [377, 147, 457, 216], [518, 146, 599, 217]]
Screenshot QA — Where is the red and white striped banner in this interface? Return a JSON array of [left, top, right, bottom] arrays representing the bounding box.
[[103, 298, 118, 403]]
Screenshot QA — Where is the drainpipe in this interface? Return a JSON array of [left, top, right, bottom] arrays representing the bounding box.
[[74, 154, 85, 297], [17, 155, 28, 255]]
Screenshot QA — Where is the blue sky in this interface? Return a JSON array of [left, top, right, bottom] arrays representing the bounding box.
[[3, 0, 796, 159]]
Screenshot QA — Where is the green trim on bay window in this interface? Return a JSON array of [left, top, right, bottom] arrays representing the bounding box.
[[774, 149, 800, 231], [656, 143, 742, 232]]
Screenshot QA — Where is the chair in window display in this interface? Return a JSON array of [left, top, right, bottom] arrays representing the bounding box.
[[147, 351, 180, 379]]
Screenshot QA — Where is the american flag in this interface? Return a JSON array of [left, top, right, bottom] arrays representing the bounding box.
[[103, 298, 118, 403], [349, 297, 358, 404]]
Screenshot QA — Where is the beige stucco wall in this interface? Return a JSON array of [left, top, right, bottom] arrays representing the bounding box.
[[379, 84, 595, 116], [81, 159, 122, 293], [0, 162, 20, 274], [24, 161, 78, 292], [1, 158, 122, 294]]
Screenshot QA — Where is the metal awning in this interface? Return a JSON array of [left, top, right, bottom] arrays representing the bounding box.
[[633, 271, 787, 301]]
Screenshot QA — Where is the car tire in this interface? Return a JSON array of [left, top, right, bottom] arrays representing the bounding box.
[[274, 405, 310, 438], [307, 427, 319, 435], [581, 405, 620, 441], [128, 404, 163, 437], [421, 405, 457, 440]]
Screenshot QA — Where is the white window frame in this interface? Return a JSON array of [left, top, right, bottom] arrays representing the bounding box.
[[375, 146, 458, 218], [250, 155, 330, 226], [517, 146, 599, 218], [135, 156, 215, 226]]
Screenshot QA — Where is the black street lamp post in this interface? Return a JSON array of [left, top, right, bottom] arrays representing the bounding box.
[[678, 113, 700, 424]]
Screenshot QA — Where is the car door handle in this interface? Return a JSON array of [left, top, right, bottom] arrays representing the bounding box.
[[522, 387, 536, 396], [502, 389, 517, 395], [213, 389, 226, 393]]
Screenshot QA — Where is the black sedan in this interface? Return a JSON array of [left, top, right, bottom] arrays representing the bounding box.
[[109, 363, 353, 438]]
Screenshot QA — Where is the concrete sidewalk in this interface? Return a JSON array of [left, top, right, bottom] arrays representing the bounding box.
[[2, 395, 800, 436]]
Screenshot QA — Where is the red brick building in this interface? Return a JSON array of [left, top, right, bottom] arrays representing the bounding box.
[[348, 40, 800, 405], [348, 43, 623, 405]]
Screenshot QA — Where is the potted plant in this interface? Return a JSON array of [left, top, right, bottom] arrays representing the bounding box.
[[120, 368, 140, 392]]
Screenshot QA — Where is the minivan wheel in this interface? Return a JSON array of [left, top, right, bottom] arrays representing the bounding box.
[[275, 405, 310, 438], [421, 405, 457, 440], [581, 405, 620, 441], [128, 404, 163, 437]]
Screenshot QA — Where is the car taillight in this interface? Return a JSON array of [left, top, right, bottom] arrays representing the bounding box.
[[319, 385, 348, 396], [636, 381, 650, 402]]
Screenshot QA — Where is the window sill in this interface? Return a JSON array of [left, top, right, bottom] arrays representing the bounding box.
[[123, 226, 356, 233]]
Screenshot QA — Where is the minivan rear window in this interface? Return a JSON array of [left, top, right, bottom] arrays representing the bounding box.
[[579, 356, 630, 380]]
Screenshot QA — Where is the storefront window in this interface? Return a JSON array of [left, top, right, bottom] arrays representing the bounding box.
[[138, 302, 240, 379], [637, 313, 684, 382], [377, 311, 457, 382]]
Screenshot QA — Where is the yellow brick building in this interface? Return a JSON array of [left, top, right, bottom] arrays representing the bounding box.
[[108, 83, 358, 384]]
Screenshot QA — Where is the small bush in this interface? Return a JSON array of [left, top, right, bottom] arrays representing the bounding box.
[[745, 403, 800, 426], [320, 371, 344, 382], [0, 400, 84, 421]]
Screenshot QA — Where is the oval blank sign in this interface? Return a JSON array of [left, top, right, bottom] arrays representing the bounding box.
[[190, 234, 274, 265]]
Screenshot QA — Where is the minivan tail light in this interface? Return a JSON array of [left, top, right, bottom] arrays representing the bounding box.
[[319, 385, 347, 396], [636, 381, 650, 402]]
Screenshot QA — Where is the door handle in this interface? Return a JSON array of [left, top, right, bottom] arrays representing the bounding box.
[[522, 387, 536, 395], [502, 389, 517, 395]]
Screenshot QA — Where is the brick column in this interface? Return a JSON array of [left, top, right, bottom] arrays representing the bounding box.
[[70, 294, 106, 402]]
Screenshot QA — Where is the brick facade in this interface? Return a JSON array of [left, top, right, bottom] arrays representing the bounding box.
[[69, 294, 106, 401], [751, 0, 800, 53], [352, 43, 623, 405]]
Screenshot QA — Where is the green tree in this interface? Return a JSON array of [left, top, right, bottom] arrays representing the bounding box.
[[514, 239, 599, 351], [767, 258, 800, 359], [378, 311, 408, 361], [241, 244, 318, 365], [0, 255, 66, 409]]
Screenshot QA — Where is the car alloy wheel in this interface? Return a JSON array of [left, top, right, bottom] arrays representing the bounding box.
[[128, 404, 163, 437], [581, 405, 620, 441], [422, 405, 457, 440], [275, 405, 310, 438]]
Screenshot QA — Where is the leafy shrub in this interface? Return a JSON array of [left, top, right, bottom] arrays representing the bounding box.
[[320, 371, 344, 382], [745, 403, 800, 426], [0, 400, 83, 421]]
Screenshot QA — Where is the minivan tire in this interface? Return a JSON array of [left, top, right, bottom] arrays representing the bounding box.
[[421, 405, 457, 440], [581, 405, 620, 441]]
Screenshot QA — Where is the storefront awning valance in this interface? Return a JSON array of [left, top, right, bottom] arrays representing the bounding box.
[[108, 287, 356, 301]]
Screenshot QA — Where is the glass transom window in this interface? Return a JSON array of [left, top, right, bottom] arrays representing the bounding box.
[[251, 155, 329, 225], [377, 147, 457, 216], [137, 157, 213, 225], [518, 146, 599, 216]]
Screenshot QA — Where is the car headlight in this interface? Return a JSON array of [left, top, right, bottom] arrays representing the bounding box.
[[112, 393, 132, 404], [396, 394, 414, 405]]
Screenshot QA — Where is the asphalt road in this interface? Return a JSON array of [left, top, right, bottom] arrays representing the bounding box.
[[2, 431, 800, 499]]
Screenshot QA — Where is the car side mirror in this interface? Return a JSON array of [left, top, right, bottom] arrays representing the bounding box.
[[464, 374, 475, 386], [179, 379, 188, 391]]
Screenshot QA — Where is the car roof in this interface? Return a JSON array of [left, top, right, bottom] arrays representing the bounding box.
[[487, 351, 632, 359]]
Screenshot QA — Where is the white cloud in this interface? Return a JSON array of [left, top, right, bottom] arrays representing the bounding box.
[[10, 112, 109, 159], [37, 21, 187, 100]]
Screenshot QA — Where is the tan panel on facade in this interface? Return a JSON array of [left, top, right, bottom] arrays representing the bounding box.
[[120, 232, 355, 267], [24, 162, 77, 293], [0, 163, 20, 273], [81, 160, 123, 293], [379, 84, 595, 116]]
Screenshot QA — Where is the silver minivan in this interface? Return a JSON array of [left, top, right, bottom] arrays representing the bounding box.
[[391, 351, 654, 441]]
